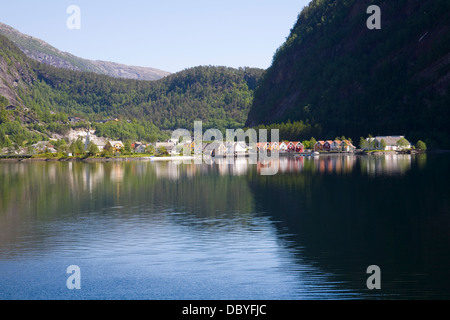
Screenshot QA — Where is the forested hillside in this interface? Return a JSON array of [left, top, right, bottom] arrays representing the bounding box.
[[0, 33, 264, 147], [33, 62, 263, 131], [246, 0, 450, 148]]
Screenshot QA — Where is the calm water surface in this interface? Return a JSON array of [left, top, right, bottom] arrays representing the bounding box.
[[0, 154, 449, 299]]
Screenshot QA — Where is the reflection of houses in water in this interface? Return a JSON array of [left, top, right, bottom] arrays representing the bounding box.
[[184, 163, 197, 178], [279, 157, 289, 173], [155, 162, 181, 180], [315, 156, 356, 174], [213, 157, 249, 176], [109, 163, 125, 182], [65, 162, 107, 194], [363, 154, 412, 176], [257, 157, 306, 174]]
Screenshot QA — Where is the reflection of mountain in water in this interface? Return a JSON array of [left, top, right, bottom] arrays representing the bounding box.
[[248, 154, 450, 299], [1, 154, 449, 299]]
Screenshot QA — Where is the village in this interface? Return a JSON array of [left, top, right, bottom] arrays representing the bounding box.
[[0, 124, 420, 159]]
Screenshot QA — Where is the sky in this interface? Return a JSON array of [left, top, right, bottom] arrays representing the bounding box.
[[0, 0, 310, 73]]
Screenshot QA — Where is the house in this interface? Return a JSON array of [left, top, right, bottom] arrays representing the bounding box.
[[340, 140, 356, 152], [331, 140, 341, 151], [270, 142, 280, 151], [135, 144, 146, 153], [287, 142, 296, 152], [225, 142, 247, 156], [134, 143, 148, 153], [279, 142, 288, 152], [203, 142, 226, 157], [314, 141, 326, 152], [256, 142, 271, 152], [292, 142, 304, 152], [367, 136, 411, 151], [155, 141, 177, 155], [234, 142, 247, 156], [106, 141, 124, 153], [323, 141, 333, 152], [175, 140, 193, 155]]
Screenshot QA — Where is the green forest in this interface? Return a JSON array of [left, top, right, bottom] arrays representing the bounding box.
[[31, 63, 263, 131], [0, 33, 264, 149], [247, 0, 450, 148]]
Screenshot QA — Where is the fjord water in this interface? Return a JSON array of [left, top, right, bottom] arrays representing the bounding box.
[[0, 154, 449, 300]]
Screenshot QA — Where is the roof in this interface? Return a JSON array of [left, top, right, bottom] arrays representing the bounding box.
[[109, 141, 124, 146], [340, 140, 355, 147], [202, 142, 225, 150], [156, 142, 176, 148], [374, 136, 409, 146]]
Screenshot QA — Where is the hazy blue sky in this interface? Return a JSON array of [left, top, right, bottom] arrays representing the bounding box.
[[0, 0, 310, 73]]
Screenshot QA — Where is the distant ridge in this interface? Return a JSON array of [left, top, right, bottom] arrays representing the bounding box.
[[0, 22, 171, 81]]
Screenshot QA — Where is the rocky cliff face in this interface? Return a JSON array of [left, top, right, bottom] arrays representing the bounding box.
[[0, 22, 171, 81], [246, 0, 450, 147], [0, 35, 35, 107]]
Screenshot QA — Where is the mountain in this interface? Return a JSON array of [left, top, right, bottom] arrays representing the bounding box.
[[0, 22, 171, 81], [0, 33, 264, 146], [246, 0, 450, 148], [32, 61, 264, 131]]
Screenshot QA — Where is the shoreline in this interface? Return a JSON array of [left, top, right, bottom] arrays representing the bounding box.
[[0, 155, 196, 163], [0, 150, 435, 163]]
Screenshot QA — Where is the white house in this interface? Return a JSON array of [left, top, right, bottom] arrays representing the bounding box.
[[226, 142, 247, 156], [331, 140, 342, 151], [279, 142, 288, 152], [135, 144, 148, 153], [203, 142, 226, 157], [340, 140, 356, 152], [367, 136, 411, 151]]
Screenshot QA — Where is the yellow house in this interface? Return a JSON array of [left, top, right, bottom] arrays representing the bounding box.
[[106, 141, 124, 153]]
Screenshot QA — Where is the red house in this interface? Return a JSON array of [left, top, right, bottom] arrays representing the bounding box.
[[314, 141, 325, 151], [287, 142, 296, 152], [291, 142, 304, 152], [323, 141, 333, 152]]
